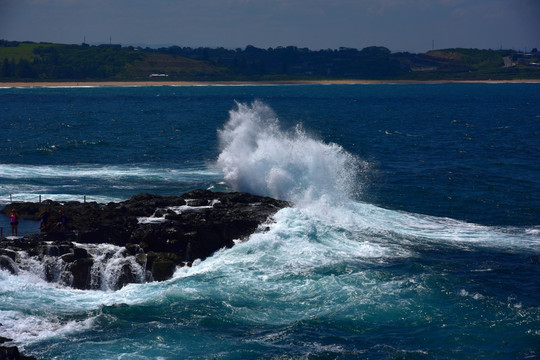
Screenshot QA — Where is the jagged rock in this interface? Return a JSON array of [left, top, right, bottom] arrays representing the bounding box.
[[68, 258, 94, 289], [0, 250, 16, 261], [124, 243, 142, 256], [114, 261, 139, 289], [135, 253, 147, 268], [0, 345, 38, 360], [0, 256, 18, 275], [73, 247, 89, 260], [1, 190, 290, 288], [151, 259, 177, 281], [0, 338, 37, 360]]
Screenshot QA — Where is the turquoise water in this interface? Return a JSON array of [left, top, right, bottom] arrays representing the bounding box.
[[0, 84, 539, 359]]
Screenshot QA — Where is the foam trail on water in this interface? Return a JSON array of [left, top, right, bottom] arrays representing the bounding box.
[[0, 164, 218, 181], [216, 101, 364, 205], [215, 101, 540, 252], [0, 164, 222, 205]]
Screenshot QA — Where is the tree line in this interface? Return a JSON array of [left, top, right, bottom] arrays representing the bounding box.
[[1, 39, 539, 81], [1, 41, 143, 80]]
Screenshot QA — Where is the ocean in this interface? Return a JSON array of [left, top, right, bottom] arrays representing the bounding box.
[[0, 83, 539, 359]]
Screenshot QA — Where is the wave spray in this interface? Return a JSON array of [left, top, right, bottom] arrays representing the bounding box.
[[216, 101, 364, 205]]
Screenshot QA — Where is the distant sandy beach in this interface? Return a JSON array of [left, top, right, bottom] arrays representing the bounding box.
[[1, 79, 539, 87]]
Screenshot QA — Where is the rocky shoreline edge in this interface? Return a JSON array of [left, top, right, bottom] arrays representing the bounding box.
[[0, 189, 290, 359]]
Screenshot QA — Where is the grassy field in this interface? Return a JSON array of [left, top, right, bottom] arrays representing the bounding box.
[[0, 42, 60, 61], [126, 53, 229, 79]]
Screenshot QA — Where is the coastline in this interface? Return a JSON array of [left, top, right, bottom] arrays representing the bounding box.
[[2, 79, 540, 88]]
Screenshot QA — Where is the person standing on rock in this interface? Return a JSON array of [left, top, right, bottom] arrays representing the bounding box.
[[39, 208, 51, 230], [10, 209, 20, 236]]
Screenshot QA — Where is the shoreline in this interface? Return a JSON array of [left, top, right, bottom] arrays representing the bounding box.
[[2, 79, 540, 88]]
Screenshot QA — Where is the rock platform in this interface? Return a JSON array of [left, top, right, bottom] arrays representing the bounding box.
[[0, 189, 290, 289]]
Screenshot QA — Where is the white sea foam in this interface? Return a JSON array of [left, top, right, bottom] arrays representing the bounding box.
[[0, 164, 218, 181], [0, 309, 97, 346], [0, 164, 221, 204], [137, 199, 221, 224], [214, 101, 540, 255], [0, 192, 122, 204], [0, 268, 160, 345], [216, 101, 366, 205]]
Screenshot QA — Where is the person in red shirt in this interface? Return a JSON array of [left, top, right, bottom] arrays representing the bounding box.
[[10, 209, 20, 236]]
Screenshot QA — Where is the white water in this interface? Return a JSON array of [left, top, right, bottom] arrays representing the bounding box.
[[1, 101, 539, 355], [215, 101, 540, 251], [0, 164, 216, 181], [2, 197, 538, 348], [2, 243, 148, 291], [216, 101, 366, 205], [0, 164, 221, 204]]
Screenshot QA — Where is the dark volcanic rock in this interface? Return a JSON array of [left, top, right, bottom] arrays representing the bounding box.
[[0, 256, 18, 275], [1, 190, 290, 288], [0, 346, 38, 360], [0, 337, 37, 360]]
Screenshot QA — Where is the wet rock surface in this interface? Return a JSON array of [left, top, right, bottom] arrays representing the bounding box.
[[0, 189, 290, 289], [0, 337, 37, 360]]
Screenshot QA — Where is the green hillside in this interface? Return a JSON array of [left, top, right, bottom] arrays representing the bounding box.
[[1, 40, 539, 82], [0, 40, 227, 81]]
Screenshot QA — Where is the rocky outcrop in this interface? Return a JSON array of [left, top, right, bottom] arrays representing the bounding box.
[[0, 337, 37, 360], [0, 190, 290, 289]]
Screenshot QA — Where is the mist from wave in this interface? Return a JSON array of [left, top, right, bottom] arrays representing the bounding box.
[[214, 101, 540, 252], [216, 101, 367, 206]]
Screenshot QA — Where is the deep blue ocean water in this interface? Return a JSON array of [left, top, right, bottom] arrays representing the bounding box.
[[0, 83, 539, 359]]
